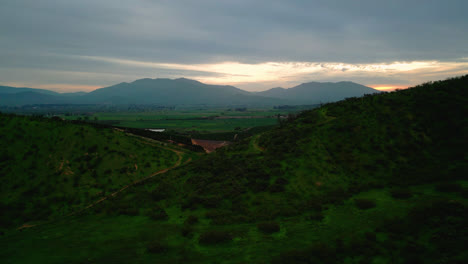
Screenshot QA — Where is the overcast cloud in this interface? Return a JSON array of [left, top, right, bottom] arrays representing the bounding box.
[[1, 0, 467, 92]]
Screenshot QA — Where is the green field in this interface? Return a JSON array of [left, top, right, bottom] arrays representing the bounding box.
[[60, 108, 304, 133]]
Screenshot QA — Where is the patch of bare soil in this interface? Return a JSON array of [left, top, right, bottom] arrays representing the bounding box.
[[191, 139, 230, 153]]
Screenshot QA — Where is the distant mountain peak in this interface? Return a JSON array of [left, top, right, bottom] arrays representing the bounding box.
[[257, 81, 378, 104], [174, 78, 204, 85]]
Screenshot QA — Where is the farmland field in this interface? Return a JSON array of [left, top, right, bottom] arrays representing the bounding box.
[[60, 107, 310, 133]]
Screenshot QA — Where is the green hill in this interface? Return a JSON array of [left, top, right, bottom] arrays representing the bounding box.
[[1, 76, 467, 263], [0, 114, 191, 229]]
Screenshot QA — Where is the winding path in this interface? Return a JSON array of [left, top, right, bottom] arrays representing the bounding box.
[[251, 134, 265, 152]]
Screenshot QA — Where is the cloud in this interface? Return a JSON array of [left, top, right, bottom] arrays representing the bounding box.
[[0, 0, 467, 91]]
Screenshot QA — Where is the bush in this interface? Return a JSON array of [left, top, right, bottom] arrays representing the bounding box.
[[309, 211, 324, 221], [354, 199, 376, 210], [275, 177, 289, 185], [268, 184, 285, 193], [272, 243, 337, 264], [148, 206, 168, 221], [390, 188, 413, 199], [181, 225, 193, 238], [184, 215, 199, 225], [257, 221, 280, 234], [250, 180, 269, 193], [325, 188, 351, 204], [147, 241, 169, 254], [364, 231, 377, 242], [435, 182, 462, 193], [198, 230, 232, 245], [205, 209, 234, 225]]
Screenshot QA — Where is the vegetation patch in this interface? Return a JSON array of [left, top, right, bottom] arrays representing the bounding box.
[[354, 199, 376, 210], [147, 241, 169, 254], [198, 230, 232, 245], [257, 221, 280, 234], [390, 188, 413, 199], [435, 182, 463, 193]]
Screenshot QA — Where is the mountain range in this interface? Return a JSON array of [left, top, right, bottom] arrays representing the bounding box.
[[0, 78, 379, 106]]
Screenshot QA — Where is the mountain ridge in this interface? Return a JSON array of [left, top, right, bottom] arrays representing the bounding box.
[[0, 78, 379, 106], [256, 80, 379, 104]]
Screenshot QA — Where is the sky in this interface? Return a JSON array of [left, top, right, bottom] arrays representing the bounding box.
[[1, 0, 467, 92]]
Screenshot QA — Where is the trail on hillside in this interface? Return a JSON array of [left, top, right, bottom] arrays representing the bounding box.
[[252, 134, 265, 152], [67, 149, 183, 217], [17, 137, 189, 230]]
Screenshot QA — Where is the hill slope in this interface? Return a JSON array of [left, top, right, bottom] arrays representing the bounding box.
[[1, 76, 467, 263], [0, 115, 187, 228], [0, 85, 60, 95], [257, 81, 379, 104], [0, 91, 66, 106], [0, 85, 86, 106]]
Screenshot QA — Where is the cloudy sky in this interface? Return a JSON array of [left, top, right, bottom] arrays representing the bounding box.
[[1, 0, 467, 92]]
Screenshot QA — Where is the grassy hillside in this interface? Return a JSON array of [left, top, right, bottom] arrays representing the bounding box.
[[1, 76, 467, 263], [0, 114, 188, 229]]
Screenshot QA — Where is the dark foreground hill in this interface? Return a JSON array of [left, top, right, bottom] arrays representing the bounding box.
[[1, 76, 467, 263]]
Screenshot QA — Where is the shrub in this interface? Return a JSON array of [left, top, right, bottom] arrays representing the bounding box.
[[309, 211, 324, 221], [257, 221, 280, 234], [118, 207, 139, 216], [461, 189, 468, 198], [198, 230, 232, 245], [364, 231, 377, 242], [268, 184, 285, 193], [435, 182, 462, 193], [148, 206, 168, 221], [306, 198, 323, 211], [88, 145, 98, 153], [150, 188, 167, 201], [181, 225, 193, 238], [354, 199, 376, 210], [200, 196, 221, 208], [390, 188, 413, 199], [147, 241, 169, 254], [250, 180, 269, 193], [184, 215, 199, 225], [272, 243, 337, 264], [205, 209, 233, 225], [275, 177, 289, 185], [325, 188, 351, 204]]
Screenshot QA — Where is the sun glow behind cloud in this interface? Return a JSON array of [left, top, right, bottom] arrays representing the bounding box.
[[73, 55, 468, 91]]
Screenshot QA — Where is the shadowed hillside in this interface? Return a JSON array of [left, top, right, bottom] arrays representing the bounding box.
[[0, 114, 189, 228]]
